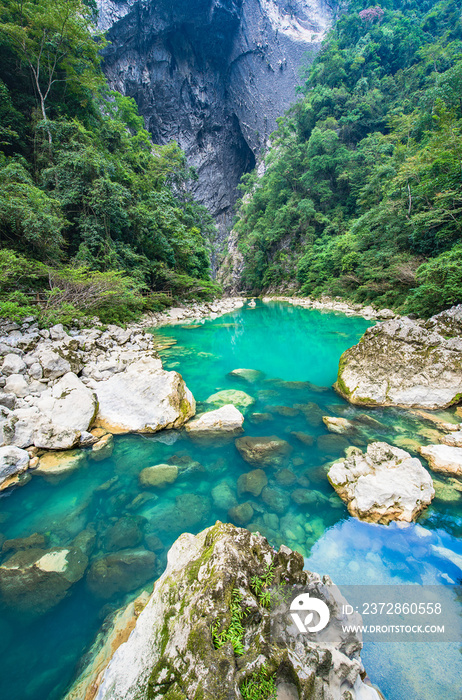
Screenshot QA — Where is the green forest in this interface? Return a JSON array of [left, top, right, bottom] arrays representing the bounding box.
[[234, 0, 462, 316], [0, 0, 219, 325]]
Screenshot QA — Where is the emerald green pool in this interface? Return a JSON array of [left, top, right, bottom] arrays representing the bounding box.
[[0, 301, 460, 700]]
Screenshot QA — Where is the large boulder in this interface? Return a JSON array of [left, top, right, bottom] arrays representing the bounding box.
[[47, 372, 98, 432], [68, 523, 381, 700], [328, 442, 434, 524], [419, 444, 462, 476], [92, 357, 195, 434], [235, 435, 292, 467], [0, 445, 30, 485], [335, 307, 462, 408], [185, 404, 244, 433]]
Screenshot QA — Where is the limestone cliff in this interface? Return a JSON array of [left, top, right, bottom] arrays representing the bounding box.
[[96, 0, 334, 240]]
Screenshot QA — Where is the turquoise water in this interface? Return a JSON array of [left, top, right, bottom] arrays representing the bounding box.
[[0, 301, 460, 700]]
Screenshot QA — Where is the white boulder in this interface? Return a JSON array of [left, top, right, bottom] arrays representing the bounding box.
[[4, 374, 29, 398], [328, 442, 435, 524], [419, 444, 462, 476], [92, 356, 195, 434], [0, 445, 30, 485], [185, 404, 244, 433], [2, 353, 26, 376]]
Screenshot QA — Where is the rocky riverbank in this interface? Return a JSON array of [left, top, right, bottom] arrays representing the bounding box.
[[261, 295, 397, 321], [0, 297, 245, 488], [65, 522, 382, 700]]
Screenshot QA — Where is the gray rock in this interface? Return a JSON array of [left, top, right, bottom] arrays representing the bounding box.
[[39, 349, 71, 380], [0, 545, 88, 617], [29, 362, 43, 380], [2, 353, 26, 376], [4, 373, 29, 398], [0, 392, 16, 410], [49, 324, 67, 341]]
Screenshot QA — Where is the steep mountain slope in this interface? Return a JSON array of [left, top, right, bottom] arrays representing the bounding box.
[[97, 0, 334, 239], [229, 0, 462, 315]]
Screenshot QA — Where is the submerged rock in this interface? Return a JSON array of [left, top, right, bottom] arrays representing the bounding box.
[[73, 522, 381, 700], [211, 480, 238, 510], [227, 368, 264, 383], [86, 548, 156, 599], [139, 464, 179, 488], [0, 545, 88, 617], [93, 356, 195, 434], [185, 404, 244, 433], [237, 468, 267, 497], [0, 445, 30, 485], [235, 435, 292, 467], [328, 442, 434, 524], [335, 307, 462, 409], [419, 444, 462, 476], [205, 389, 255, 411]]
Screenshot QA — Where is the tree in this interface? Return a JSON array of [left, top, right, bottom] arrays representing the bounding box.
[[0, 0, 103, 142]]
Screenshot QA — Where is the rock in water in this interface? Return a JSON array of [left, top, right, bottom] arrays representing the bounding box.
[[205, 389, 255, 411], [0, 445, 30, 485], [68, 522, 381, 700], [419, 444, 462, 476], [335, 306, 462, 409], [0, 545, 88, 617], [227, 368, 264, 383], [235, 435, 292, 467], [328, 442, 434, 524], [185, 404, 244, 433], [86, 549, 156, 599], [139, 464, 179, 488], [93, 356, 195, 433], [322, 415, 356, 434]]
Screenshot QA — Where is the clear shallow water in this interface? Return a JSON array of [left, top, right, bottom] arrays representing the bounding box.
[[0, 301, 460, 700]]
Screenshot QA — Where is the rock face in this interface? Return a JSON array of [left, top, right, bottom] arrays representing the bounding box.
[[328, 442, 435, 524], [97, 0, 333, 240], [70, 522, 380, 700], [92, 357, 195, 433], [419, 444, 462, 476], [335, 306, 462, 409]]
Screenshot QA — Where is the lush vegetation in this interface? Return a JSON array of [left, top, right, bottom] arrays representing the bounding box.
[[234, 0, 462, 316], [0, 0, 219, 325]]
